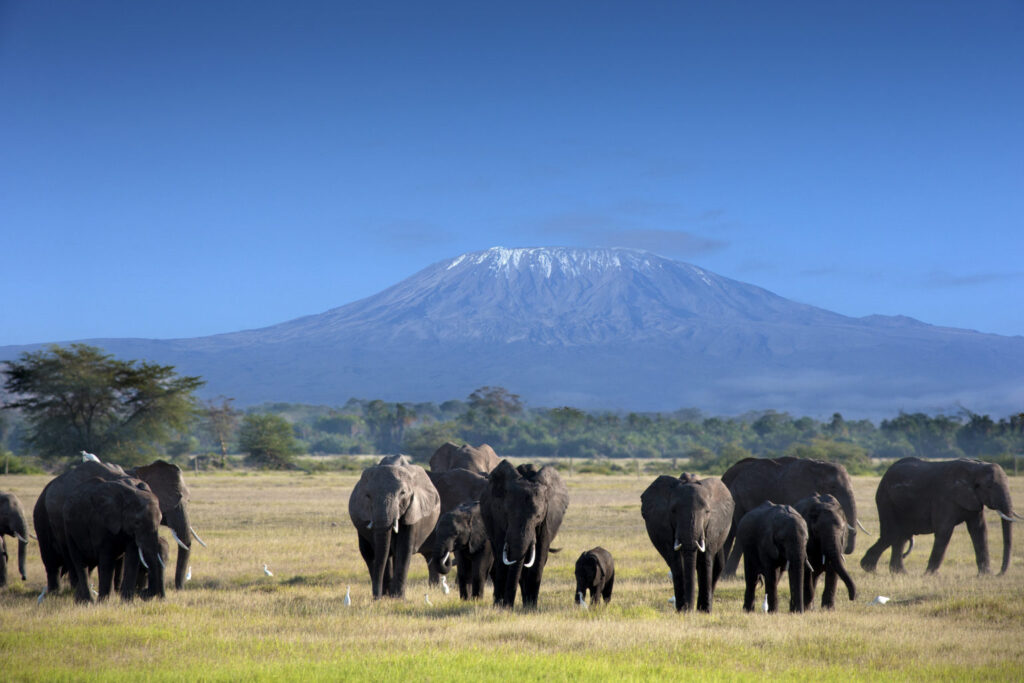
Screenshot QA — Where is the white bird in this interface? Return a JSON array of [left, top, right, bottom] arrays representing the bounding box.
[[424, 593, 433, 606], [344, 586, 351, 606], [185, 566, 192, 582], [577, 592, 588, 609], [37, 587, 47, 604], [872, 595, 891, 605], [81, 451, 100, 463], [668, 596, 675, 605], [441, 576, 450, 595], [263, 564, 273, 577], [762, 596, 769, 612]]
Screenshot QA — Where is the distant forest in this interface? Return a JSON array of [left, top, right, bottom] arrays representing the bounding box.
[[2, 385, 1022, 475]]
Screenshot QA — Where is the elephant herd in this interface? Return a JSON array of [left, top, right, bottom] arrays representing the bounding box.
[[1, 448, 1019, 614], [0, 454, 205, 603]]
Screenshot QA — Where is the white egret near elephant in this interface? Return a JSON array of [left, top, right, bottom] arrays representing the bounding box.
[[872, 595, 891, 605], [424, 593, 432, 606], [344, 586, 351, 606], [441, 576, 450, 595], [80, 451, 100, 463], [263, 563, 273, 577]]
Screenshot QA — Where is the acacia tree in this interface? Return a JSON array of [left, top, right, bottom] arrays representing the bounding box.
[[238, 413, 298, 469], [204, 396, 239, 467], [2, 344, 204, 465]]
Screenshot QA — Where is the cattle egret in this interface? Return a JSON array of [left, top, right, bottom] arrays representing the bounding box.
[[577, 592, 588, 609], [263, 564, 273, 577], [424, 593, 432, 606], [441, 576, 450, 595], [344, 586, 351, 606], [37, 587, 47, 604], [81, 451, 100, 463], [668, 596, 675, 605], [872, 595, 891, 605], [185, 566, 192, 582], [762, 596, 769, 612]]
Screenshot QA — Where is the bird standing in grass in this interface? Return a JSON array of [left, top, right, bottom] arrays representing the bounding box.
[[344, 586, 351, 606], [424, 593, 432, 606], [263, 564, 273, 577], [441, 576, 450, 595]]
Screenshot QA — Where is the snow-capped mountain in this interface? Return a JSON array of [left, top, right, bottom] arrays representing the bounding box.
[[3, 247, 1023, 417]]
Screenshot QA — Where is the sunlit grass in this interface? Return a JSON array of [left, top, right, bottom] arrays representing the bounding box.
[[1, 472, 1022, 680]]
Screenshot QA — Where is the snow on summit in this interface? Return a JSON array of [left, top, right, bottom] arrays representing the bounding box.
[[445, 246, 659, 279]]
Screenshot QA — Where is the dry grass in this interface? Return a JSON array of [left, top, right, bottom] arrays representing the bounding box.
[[1, 471, 1022, 681]]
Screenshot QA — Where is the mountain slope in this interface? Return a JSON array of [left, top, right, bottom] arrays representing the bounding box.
[[3, 247, 1023, 418]]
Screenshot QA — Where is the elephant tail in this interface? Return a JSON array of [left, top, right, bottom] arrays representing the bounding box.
[[902, 537, 914, 558]]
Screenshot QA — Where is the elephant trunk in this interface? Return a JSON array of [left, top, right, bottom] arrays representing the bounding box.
[[370, 526, 392, 599], [17, 538, 27, 581], [999, 516, 1012, 575], [680, 550, 697, 612], [164, 506, 192, 590], [436, 549, 454, 576], [143, 539, 166, 601], [787, 548, 805, 613], [824, 535, 856, 601]]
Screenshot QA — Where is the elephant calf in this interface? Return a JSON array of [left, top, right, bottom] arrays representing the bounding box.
[[736, 502, 808, 613], [575, 547, 614, 606], [434, 501, 493, 599], [795, 494, 856, 609], [0, 491, 31, 588]]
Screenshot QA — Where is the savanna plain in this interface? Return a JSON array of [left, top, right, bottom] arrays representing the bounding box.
[[1, 469, 1022, 681]]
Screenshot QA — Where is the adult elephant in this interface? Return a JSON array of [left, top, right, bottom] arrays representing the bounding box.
[[736, 502, 809, 613], [130, 460, 206, 590], [62, 477, 166, 603], [1, 491, 31, 587], [434, 501, 493, 599], [480, 460, 568, 608], [349, 455, 440, 599], [794, 494, 856, 609], [641, 473, 733, 612], [860, 457, 1020, 575], [423, 468, 488, 583], [429, 442, 500, 475], [721, 457, 862, 578]]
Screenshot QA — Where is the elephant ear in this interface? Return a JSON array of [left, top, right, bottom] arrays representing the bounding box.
[[92, 483, 126, 536], [641, 476, 684, 523], [403, 466, 440, 526], [467, 507, 488, 554], [535, 466, 569, 538], [131, 460, 190, 513], [488, 460, 520, 499]]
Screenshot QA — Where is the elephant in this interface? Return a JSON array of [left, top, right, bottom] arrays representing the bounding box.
[[348, 455, 441, 599], [860, 457, 1020, 575], [736, 501, 809, 613], [721, 457, 862, 578], [62, 476, 166, 603], [129, 460, 205, 590], [480, 460, 568, 608], [641, 473, 733, 612], [1, 491, 31, 587], [429, 442, 501, 475], [794, 494, 857, 609], [574, 547, 614, 606], [433, 501, 493, 599], [423, 468, 488, 583]]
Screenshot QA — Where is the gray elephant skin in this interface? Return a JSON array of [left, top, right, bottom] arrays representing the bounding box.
[[129, 460, 203, 590], [429, 442, 500, 475], [1, 491, 31, 587], [434, 501, 493, 599], [423, 468, 488, 583], [480, 460, 568, 608], [349, 455, 441, 599], [860, 457, 1019, 575], [794, 494, 856, 609], [62, 476, 166, 603], [721, 457, 859, 578], [574, 547, 614, 606], [641, 474, 733, 612], [736, 501, 809, 613]]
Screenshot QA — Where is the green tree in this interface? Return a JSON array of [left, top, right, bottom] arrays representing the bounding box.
[[364, 400, 416, 453], [2, 344, 203, 465], [204, 397, 239, 467], [238, 413, 298, 469]]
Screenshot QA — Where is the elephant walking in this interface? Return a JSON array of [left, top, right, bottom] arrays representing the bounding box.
[[434, 501, 493, 599], [574, 547, 614, 606], [736, 502, 808, 613], [423, 468, 488, 585], [721, 457, 861, 579], [860, 457, 1019, 575], [1, 491, 31, 587], [641, 474, 733, 612], [480, 461, 568, 609], [349, 455, 440, 599], [429, 442, 500, 475], [794, 494, 856, 609]]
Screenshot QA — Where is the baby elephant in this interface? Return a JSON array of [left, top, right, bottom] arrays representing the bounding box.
[[736, 501, 809, 613], [794, 493, 856, 609], [575, 547, 614, 606], [434, 501, 493, 599]]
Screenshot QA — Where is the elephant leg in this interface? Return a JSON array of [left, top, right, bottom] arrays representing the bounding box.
[[764, 566, 779, 613], [696, 551, 713, 613], [860, 536, 890, 573], [888, 537, 909, 574], [964, 511, 990, 575], [0, 538, 7, 587], [601, 574, 614, 604], [711, 547, 725, 590], [925, 527, 955, 574], [390, 532, 414, 598], [803, 566, 815, 609], [520, 564, 543, 608], [66, 541, 92, 604], [425, 552, 440, 587], [742, 554, 758, 612], [822, 570, 838, 609], [96, 553, 116, 602], [357, 534, 374, 573], [503, 561, 524, 608], [723, 536, 744, 579], [470, 556, 488, 599]]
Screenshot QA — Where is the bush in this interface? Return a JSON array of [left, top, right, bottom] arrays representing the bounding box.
[[239, 414, 299, 470]]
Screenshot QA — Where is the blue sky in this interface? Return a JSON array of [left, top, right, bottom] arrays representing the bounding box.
[[2, 1, 1022, 345]]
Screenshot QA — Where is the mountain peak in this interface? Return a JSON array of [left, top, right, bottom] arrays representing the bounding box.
[[444, 246, 666, 279]]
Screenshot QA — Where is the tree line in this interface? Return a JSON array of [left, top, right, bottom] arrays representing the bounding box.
[[2, 345, 1022, 474]]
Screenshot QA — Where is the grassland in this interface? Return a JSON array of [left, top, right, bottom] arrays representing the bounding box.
[[1, 470, 1022, 681]]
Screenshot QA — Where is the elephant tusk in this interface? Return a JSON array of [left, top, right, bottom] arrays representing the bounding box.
[[847, 524, 856, 532], [393, 519, 400, 535], [157, 553, 165, 569], [997, 511, 1016, 523], [673, 539, 683, 552], [1014, 511, 1024, 520], [170, 529, 190, 550], [524, 544, 537, 569], [190, 527, 208, 548], [857, 520, 872, 536], [138, 547, 149, 570], [441, 551, 450, 566], [366, 520, 373, 529], [695, 538, 706, 554], [502, 544, 515, 566], [29, 533, 37, 541], [15, 533, 28, 544]]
